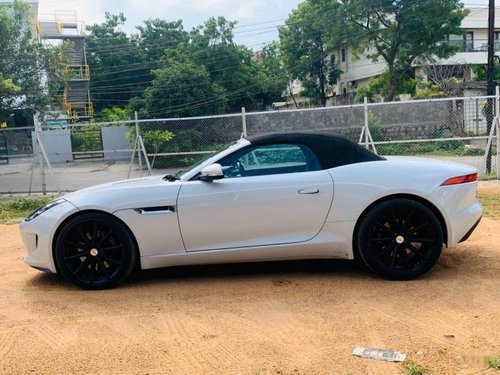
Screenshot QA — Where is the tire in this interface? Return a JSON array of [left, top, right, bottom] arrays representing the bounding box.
[[356, 199, 444, 280], [54, 212, 137, 290]]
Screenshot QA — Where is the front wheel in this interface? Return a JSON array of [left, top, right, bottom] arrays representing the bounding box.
[[356, 199, 444, 280], [54, 212, 137, 289]]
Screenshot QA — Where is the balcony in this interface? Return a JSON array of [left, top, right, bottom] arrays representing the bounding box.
[[445, 39, 500, 52]]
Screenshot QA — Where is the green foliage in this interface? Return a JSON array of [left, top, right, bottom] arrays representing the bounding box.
[[355, 72, 419, 103], [254, 42, 288, 107], [337, 0, 467, 101], [0, 197, 54, 224], [376, 139, 484, 157], [485, 356, 500, 370], [401, 360, 427, 375], [472, 61, 500, 81], [71, 125, 102, 152], [413, 81, 445, 99], [177, 16, 266, 112], [144, 60, 227, 118], [142, 130, 175, 150], [136, 18, 188, 62], [279, 0, 342, 106], [0, 0, 65, 122], [86, 13, 144, 112], [478, 192, 500, 220], [98, 107, 131, 122], [126, 128, 175, 168], [87, 14, 280, 117], [0, 74, 21, 94], [367, 112, 384, 141]]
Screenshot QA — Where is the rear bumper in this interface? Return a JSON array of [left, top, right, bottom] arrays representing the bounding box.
[[428, 181, 483, 247], [459, 215, 482, 243]]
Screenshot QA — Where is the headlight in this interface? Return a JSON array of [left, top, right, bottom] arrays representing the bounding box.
[[25, 199, 65, 222]]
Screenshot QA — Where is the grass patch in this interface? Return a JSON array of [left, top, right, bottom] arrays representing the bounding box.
[[478, 190, 500, 220], [0, 197, 54, 225], [485, 356, 500, 370], [401, 360, 427, 375]]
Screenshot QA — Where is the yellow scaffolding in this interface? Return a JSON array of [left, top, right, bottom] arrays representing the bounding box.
[[65, 102, 94, 119], [63, 65, 90, 80]]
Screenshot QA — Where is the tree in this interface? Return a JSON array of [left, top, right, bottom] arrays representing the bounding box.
[[136, 19, 188, 62], [186, 17, 265, 111], [253, 42, 289, 107], [472, 61, 500, 81], [0, 0, 64, 124], [143, 60, 227, 118], [338, 0, 468, 101], [421, 63, 467, 97], [86, 13, 142, 112], [88, 14, 290, 116], [279, 0, 342, 106], [98, 107, 131, 122]]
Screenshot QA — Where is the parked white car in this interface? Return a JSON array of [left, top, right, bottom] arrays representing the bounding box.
[[20, 132, 483, 289]]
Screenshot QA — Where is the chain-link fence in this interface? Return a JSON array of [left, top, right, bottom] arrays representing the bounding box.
[[0, 95, 498, 194]]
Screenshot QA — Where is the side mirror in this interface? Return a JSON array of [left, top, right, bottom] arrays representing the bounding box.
[[199, 163, 224, 181]]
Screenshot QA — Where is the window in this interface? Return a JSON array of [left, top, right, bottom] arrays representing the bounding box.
[[341, 48, 346, 62], [217, 143, 320, 178], [465, 31, 474, 51], [447, 32, 473, 51], [494, 32, 500, 51]]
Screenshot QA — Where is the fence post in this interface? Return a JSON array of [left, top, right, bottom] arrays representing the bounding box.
[[33, 122, 46, 195], [135, 111, 143, 176], [241, 107, 247, 138], [364, 97, 369, 149], [496, 86, 500, 180]]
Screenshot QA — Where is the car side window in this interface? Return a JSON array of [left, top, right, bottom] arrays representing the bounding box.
[[219, 143, 321, 178]]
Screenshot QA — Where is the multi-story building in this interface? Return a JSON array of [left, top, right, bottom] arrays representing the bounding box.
[[37, 11, 93, 122], [284, 7, 500, 108], [0, 1, 92, 122]]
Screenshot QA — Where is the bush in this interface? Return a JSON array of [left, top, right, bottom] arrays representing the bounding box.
[[71, 125, 102, 152]]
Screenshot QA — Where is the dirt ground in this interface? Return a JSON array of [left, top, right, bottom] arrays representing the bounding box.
[[1, 190, 500, 374]]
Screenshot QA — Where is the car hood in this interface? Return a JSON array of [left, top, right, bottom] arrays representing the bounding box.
[[63, 175, 182, 213]]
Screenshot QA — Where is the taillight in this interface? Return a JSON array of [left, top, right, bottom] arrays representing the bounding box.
[[441, 173, 477, 186]]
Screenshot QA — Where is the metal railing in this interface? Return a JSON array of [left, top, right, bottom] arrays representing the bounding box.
[[0, 94, 499, 194]]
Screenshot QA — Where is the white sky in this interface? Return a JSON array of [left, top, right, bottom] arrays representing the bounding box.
[[37, 0, 496, 49]]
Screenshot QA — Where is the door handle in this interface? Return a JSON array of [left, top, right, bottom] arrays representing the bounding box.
[[298, 188, 319, 195]]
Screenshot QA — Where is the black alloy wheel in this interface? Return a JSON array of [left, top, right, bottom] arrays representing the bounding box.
[[54, 212, 137, 289], [357, 199, 444, 280]]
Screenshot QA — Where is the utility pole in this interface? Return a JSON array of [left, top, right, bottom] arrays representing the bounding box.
[[486, 0, 495, 173]]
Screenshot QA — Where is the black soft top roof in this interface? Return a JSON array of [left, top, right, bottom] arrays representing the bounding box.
[[247, 132, 383, 169]]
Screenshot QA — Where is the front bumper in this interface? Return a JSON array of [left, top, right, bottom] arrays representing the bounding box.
[[20, 199, 79, 273]]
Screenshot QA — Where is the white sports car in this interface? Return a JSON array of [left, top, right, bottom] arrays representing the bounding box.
[[20, 132, 483, 289]]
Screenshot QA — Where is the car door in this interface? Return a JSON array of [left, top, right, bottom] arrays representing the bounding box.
[[177, 143, 334, 252]]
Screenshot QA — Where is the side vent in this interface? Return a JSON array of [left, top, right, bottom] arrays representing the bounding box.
[[135, 206, 175, 215]]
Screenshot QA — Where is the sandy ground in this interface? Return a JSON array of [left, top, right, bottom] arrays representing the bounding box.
[[1, 198, 500, 374]]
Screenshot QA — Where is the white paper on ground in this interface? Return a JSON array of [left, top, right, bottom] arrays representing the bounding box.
[[352, 346, 407, 362]]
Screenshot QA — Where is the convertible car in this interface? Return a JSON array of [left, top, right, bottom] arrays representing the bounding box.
[[20, 132, 483, 289]]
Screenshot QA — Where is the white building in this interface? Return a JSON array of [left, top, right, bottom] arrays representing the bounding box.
[[284, 7, 500, 107]]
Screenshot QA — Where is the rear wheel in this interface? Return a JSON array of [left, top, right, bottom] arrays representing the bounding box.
[[356, 199, 443, 280], [54, 212, 137, 289]]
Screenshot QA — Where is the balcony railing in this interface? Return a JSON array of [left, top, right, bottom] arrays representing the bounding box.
[[444, 39, 500, 52]]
